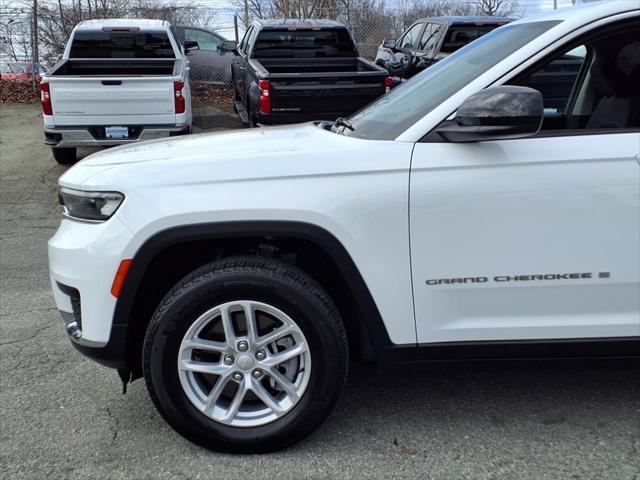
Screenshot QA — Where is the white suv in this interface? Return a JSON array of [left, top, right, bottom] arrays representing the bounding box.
[[48, 2, 639, 452]]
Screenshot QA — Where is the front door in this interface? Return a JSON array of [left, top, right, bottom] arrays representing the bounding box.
[[410, 25, 640, 343]]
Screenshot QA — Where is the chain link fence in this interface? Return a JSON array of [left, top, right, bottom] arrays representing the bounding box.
[[179, 7, 399, 87], [2, 1, 513, 93]]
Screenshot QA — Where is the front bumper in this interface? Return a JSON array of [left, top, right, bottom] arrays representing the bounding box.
[[44, 124, 190, 148], [49, 216, 134, 368], [58, 310, 128, 368]]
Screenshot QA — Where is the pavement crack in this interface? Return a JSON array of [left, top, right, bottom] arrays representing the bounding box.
[[0, 306, 57, 319], [104, 407, 119, 442], [0, 321, 58, 347]]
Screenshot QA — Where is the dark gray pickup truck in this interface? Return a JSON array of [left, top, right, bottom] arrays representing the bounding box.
[[226, 19, 392, 126]]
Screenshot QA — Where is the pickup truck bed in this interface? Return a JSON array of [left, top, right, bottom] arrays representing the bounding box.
[[48, 59, 178, 76], [231, 20, 391, 126], [41, 19, 192, 165], [256, 57, 381, 73]]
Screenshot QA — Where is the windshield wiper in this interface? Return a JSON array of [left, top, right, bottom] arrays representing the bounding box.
[[333, 117, 354, 132]]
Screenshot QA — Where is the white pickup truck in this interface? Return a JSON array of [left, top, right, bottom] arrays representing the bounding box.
[[41, 19, 192, 164], [48, 2, 639, 453]]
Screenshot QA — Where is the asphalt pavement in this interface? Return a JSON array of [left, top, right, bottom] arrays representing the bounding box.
[[1, 103, 639, 480]]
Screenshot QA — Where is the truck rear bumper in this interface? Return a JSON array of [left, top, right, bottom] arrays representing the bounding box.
[[44, 124, 190, 148]]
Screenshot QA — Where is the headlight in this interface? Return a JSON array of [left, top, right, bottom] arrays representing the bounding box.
[[58, 187, 124, 222]]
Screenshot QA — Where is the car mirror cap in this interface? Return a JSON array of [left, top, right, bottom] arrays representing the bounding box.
[[438, 86, 544, 143]]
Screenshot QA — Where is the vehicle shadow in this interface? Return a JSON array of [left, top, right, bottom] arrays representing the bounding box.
[[308, 357, 640, 451]]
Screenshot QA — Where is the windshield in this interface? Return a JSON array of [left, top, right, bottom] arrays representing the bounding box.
[[344, 21, 560, 140]]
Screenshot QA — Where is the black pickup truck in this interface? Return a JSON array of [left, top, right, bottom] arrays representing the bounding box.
[[375, 16, 511, 80], [225, 19, 392, 126]]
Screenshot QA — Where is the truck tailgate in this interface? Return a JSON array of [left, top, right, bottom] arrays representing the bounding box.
[[270, 76, 385, 114], [49, 77, 176, 126]]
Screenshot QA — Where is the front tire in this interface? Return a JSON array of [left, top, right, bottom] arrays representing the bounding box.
[[52, 147, 76, 165], [143, 256, 348, 453]]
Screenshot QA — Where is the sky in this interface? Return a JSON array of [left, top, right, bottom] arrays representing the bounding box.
[[194, 0, 594, 16], [190, 0, 602, 38]]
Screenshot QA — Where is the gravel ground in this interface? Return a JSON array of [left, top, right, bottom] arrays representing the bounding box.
[[1, 103, 639, 480]]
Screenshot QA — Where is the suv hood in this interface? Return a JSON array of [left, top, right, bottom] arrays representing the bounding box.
[[59, 122, 377, 190], [82, 123, 320, 167]]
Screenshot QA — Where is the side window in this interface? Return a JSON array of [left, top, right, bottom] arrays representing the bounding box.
[[239, 26, 253, 54], [184, 28, 221, 51], [246, 27, 259, 56], [398, 23, 424, 50], [518, 45, 587, 116], [419, 24, 442, 53], [510, 20, 640, 131]]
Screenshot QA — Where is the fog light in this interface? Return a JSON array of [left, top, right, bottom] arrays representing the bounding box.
[[66, 320, 83, 339]]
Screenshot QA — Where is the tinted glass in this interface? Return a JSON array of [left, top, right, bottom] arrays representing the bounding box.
[[441, 24, 503, 53], [184, 28, 221, 51], [239, 26, 253, 54], [344, 21, 560, 140], [517, 45, 587, 114], [69, 31, 175, 58], [399, 23, 423, 50], [419, 24, 442, 52], [253, 28, 357, 58]]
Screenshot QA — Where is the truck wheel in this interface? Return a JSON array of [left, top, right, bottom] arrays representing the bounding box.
[[143, 256, 348, 453], [52, 147, 77, 165]]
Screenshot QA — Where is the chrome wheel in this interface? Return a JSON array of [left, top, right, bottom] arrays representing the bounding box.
[[177, 300, 312, 427]]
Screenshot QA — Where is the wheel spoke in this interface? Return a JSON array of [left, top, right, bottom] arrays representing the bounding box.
[[267, 367, 299, 402], [220, 378, 247, 423], [220, 305, 237, 346], [262, 343, 307, 367], [250, 377, 286, 416], [184, 338, 227, 353], [203, 373, 231, 413], [180, 359, 229, 376], [242, 302, 258, 343], [178, 300, 312, 427], [254, 324, 295, 349]]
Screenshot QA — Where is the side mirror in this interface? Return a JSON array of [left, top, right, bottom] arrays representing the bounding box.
[[382, 38, 396, 49], [184, 41, 199, 52], [221, 40, 238, 53], [437, 86, 543, 143]]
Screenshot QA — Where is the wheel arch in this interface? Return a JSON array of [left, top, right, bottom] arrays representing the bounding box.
[[114, 221, 395, 378]]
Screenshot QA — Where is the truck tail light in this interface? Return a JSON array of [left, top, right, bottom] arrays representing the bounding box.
[[40, 81, 52, 115], [384, 76, 394, 93], [174, 81, 185, 114], [258, 79, 271, 114]]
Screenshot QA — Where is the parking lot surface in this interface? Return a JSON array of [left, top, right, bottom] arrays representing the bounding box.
[[1, 103, 639, 480]]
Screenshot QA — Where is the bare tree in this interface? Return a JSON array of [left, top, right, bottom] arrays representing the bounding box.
[[473, 0, 519, 16]]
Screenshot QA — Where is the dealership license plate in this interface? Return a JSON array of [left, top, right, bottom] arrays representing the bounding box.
[[105, 126, 128, 139]]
